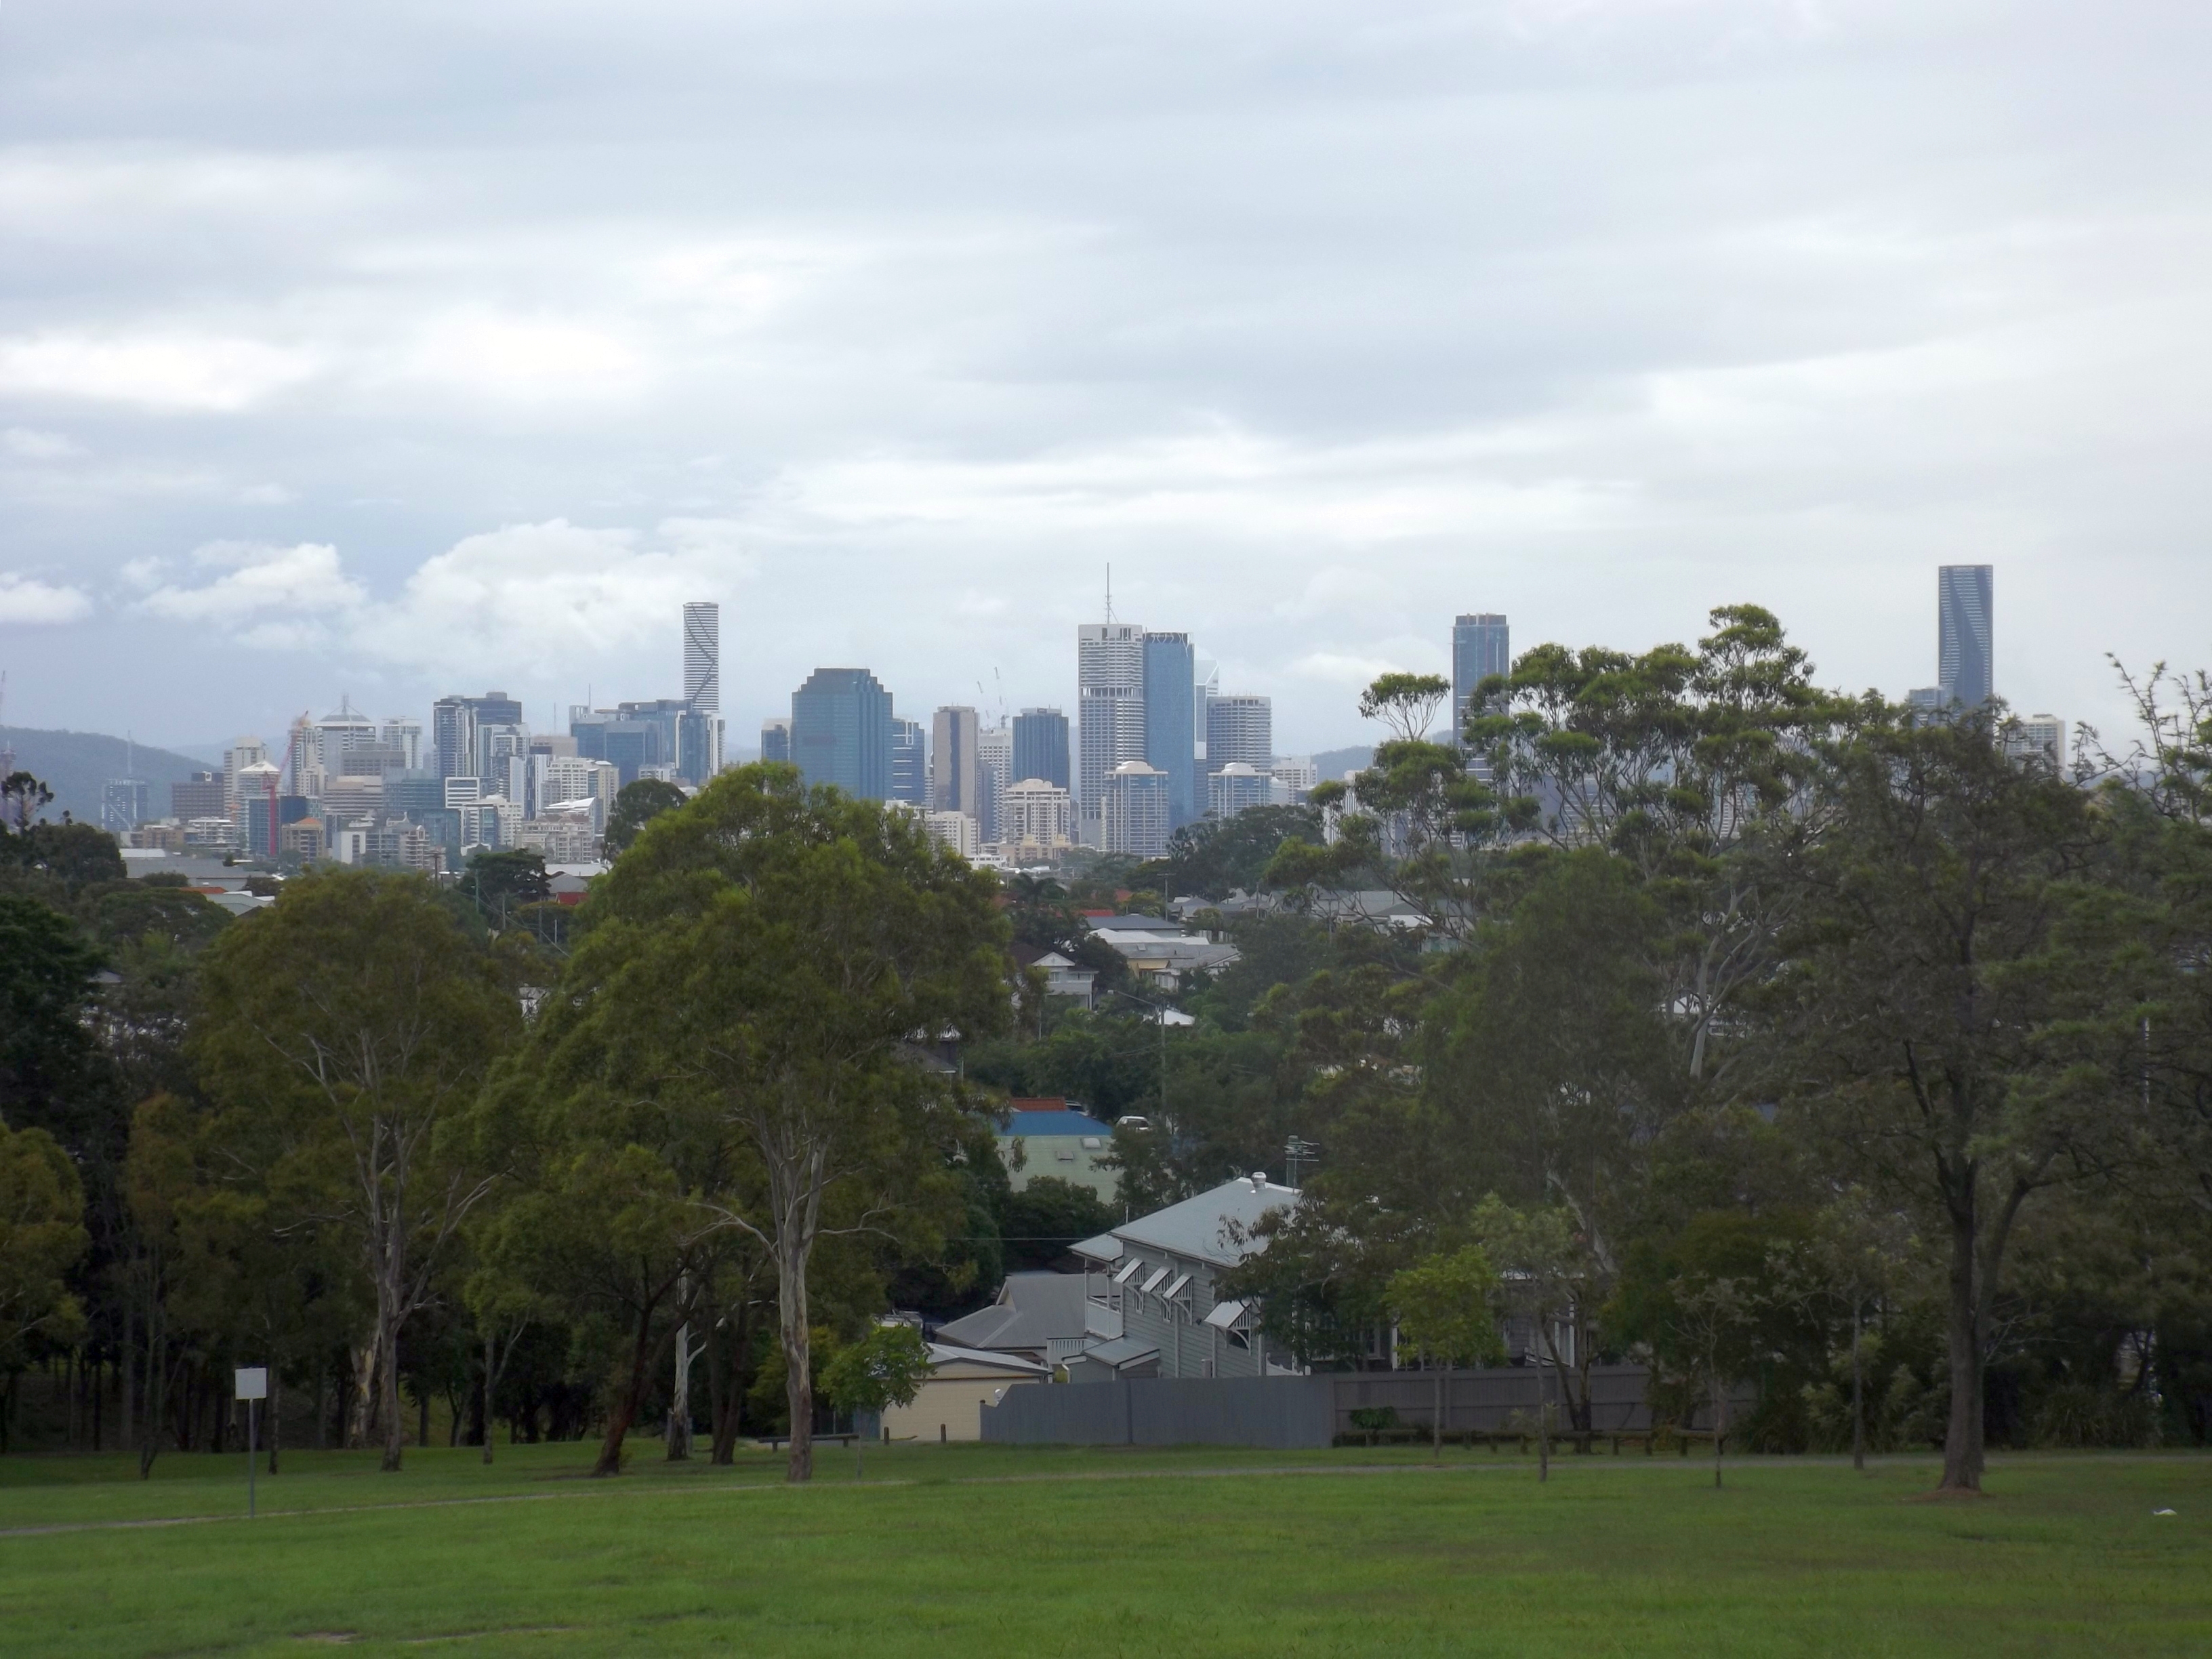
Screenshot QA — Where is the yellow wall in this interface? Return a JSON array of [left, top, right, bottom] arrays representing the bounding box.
[[882, 1374, 1040, 1443]]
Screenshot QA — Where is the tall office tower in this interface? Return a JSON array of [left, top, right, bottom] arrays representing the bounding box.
[[791, 668, 895, 800], [1100, 760, 1170, 858], [890, 718, 926, 802], [1011, 708, 1071, 791], [932, 706, 983, 825], [1208, 763, 1270, 821], [1194, 658, 1218, 779], [1451, 613, 1511, 740], [682, 601, 722, 776], [1938, 565, 1994, 708], [102, 777, 148, 834], [684, 602, 719, 714], [1000, 779, 1074, 857], [2007, 714, 2066, 769], [314, 699, 378, 776], [1078, 622, 1146, 824], [977, 722, 1012, 844], [1207, 695, 1273, 774], [223, 736, 270, 817], [237, 760, 282, 856], [171, 771, 225, 821], [761, 718, 792, 765], [382, 718, 424, 773], [1142, 631, 1197, 828], [432, 692, 523, 779]]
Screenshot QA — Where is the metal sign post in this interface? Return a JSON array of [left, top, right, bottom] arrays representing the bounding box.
[[234, 1368, 268, 1518]]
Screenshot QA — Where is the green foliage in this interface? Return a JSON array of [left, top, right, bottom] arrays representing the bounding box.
[[462, 848, 552, 923], [1155, 805, 1324, 903], [821, 1322, 931, 1417], [1387, 1246, 1505, 1369], [602, 777, 688, 856], [0, 1121, 87, 1372], [0, 893, 102, 1132], [998, 1176, 1114, 1274]]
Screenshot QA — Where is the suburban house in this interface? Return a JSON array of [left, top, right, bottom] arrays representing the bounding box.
[[997, 1101, 1117, 1200], [880, 1343, 1050, 1443], [1068, 1173, 1301, 1382], [1032, 951, 1097, 1008], [1082, 912, 1241, 989], [933, 1272, 1092, 1369]]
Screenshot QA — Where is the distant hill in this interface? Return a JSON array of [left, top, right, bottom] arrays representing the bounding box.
[[1309, 744, 1374, 782], [0, 726, 214, 825]]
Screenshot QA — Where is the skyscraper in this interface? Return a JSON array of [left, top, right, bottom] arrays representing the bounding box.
[[432, 693, 523, 780], [683, 602, 719, 715], [1012, 708, 1071, 791], [977, 722, 1011, 844], [791, 668, 894, 800], [890, 718, 926, 802], [760, 718, 791, 764], [932, 705, 983, 821], [1207, 695, 1273, 773], [1143, 631, 1197, 828], [1451, 613, 1511, 740], [1938, 565, 1994, 708], [1078, 622, 1146, 826], [1100, 760, 1170, 858], [683, 601, 722, 777]]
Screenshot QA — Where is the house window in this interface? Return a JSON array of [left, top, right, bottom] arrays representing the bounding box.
[[1226, 1328, 1250, 1351]]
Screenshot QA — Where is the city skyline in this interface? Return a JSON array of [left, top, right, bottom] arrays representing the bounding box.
[[2, 6, 2205, 761]]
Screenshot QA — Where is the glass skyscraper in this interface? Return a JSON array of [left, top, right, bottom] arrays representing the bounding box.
[[1142, 631, 1197, 827], [1011, 708, 1070, 791], [791, 668, 895, 800], [1451, 613, 1511, 741], [1938, 565, 1993, 708], [1078, 623, 1146, 825], [890, 718, 926, 803]]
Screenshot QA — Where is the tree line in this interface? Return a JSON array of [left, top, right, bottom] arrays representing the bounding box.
[[5, 606, 2209, 1496]]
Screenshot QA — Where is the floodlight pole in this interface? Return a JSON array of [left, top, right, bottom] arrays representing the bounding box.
[[248, 1397, 258, 1519], [234, 1366, 268, 1519]]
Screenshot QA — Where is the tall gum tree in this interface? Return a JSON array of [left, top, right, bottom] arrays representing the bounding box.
[[1771, 704, 2110, 1491], [190, 869, 518, 1472], [545, 764, 1010, 1483]]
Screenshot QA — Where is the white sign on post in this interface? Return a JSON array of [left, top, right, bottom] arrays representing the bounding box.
[[234, 1367, 268, 1401]]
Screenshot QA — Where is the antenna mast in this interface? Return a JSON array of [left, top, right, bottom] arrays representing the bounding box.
[[1105, 564, 1114, 624]]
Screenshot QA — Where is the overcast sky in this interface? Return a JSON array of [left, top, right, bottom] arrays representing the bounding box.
[[1, 0, 2205, 757]]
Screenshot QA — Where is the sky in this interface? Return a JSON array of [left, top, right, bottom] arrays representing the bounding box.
[[1, 0, 2207, 758]]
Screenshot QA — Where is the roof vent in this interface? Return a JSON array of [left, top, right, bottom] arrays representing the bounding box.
[[1249, 1172, 1266, 1191]]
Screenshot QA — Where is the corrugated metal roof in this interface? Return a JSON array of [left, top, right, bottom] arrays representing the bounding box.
[[935, 1273, 1088, 1353], [1077, 1336, 1159, 1367], [924, 1342, 1051, 1375], [1002, 1109, 1116, 1138], [1071, 1233, 1122, 1263], [1111, 1175, 1299, 1268]]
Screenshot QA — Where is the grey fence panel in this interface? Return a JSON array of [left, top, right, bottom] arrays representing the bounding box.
[[981, 1376, 1335, 1448], [981, 1382, 1136, 1446], [977, 1364, 1732, 1447], [1128, 1377, 1335, 1450]]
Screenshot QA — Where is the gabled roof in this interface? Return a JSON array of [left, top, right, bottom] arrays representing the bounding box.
[[925, 1341, 1052, 1376], [1077, 1336, 1159, 1368], [1071, 1232, 1122, 1263], [935, 1272, 1089, 1352], [1111, 1174, 1299, 1269]]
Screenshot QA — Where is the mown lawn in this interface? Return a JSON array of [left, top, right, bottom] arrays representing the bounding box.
[[2, 1441, 2207, 1656]]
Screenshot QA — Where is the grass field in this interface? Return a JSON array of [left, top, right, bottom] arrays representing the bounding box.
[[2, 1440, 2207, 1656]]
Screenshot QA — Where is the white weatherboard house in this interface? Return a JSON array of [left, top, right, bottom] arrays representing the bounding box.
[[1068, 1174, 1301, 1382]]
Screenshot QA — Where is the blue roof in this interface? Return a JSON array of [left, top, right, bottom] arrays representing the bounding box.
[[1002, 1110, 1114, 1138]]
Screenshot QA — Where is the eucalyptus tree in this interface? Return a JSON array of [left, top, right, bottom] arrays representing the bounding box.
[[190, 869, 520, 1471], [1769, 704, 2113, 1491], [541, 764, 1010, 1482]]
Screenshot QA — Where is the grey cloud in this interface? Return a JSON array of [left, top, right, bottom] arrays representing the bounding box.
[[0, 1, 2205, 750]]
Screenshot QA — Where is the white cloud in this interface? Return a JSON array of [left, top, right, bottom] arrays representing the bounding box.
[[386, 312, 649, 405], [2, 426, 81, 459], [0, 332, 320, 411], [138, 542, 364, 622], [0, 573, 93, 624]]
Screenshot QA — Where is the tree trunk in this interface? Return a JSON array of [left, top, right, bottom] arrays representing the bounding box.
[[1536, 1365, 1549, 1484], [1941, 1186, 1984, 1492], [379, 1317, 405, 1472], [119, 1307, 134, 1452], [780, 1242, 815, 1484], [1432, 1369, 1443, 1462], [1851, 1300, 1865, 1472], [347, 1337, 377, 1450], [710, 1296, 755, 1466], [481, 1330, 497, 1465], [1712, 1357, 1726, 1491], [592, 1296, 674, 1477]]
